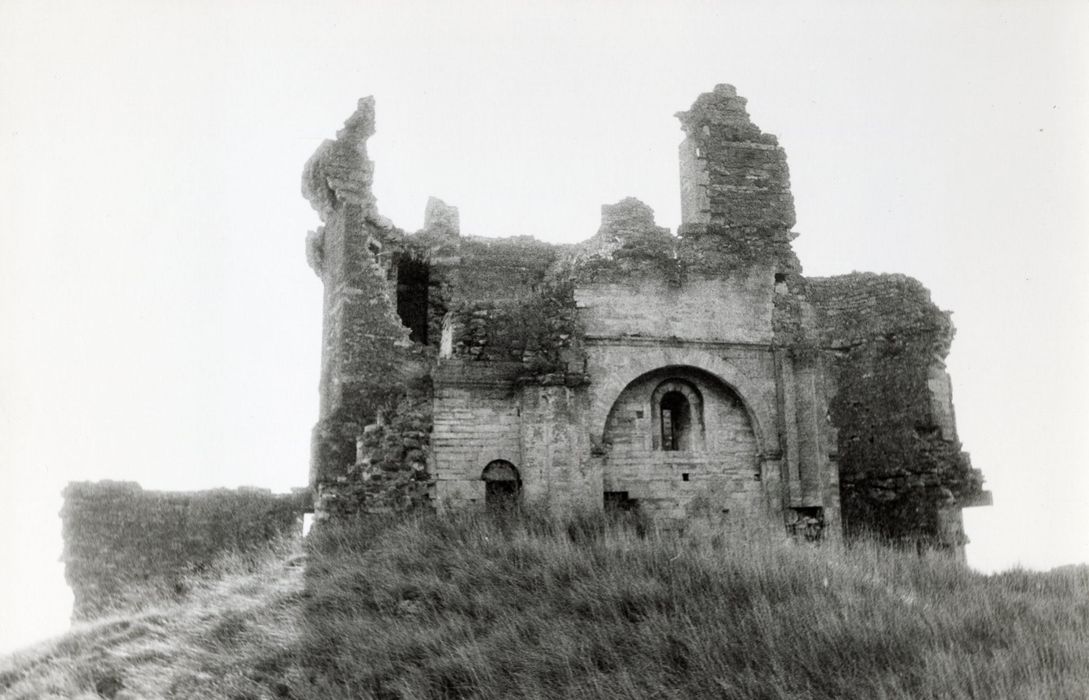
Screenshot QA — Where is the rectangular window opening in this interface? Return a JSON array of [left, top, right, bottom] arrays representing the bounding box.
[[604, 491, 638, 512], [396, 258, 431, 345], [661, 408, 675, 451], [790, 507, 825, 542]]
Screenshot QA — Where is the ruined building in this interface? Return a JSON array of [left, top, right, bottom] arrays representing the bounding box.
[[303, 84, 989, 553]]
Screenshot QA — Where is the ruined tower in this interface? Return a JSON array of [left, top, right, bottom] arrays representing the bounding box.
[[676, 83, 795, 231], [301, 85, 988, 554]]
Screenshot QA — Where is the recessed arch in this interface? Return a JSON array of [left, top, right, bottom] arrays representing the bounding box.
[[599, 363, 766, 523], [589, 350, 777, 459]]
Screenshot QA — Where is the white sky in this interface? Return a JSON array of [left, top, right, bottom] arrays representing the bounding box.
[[2, 0, 1087, 653]]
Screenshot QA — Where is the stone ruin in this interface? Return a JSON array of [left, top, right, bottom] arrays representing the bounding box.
[[303, 84, 991, 554], [57, 84, 992, 622]]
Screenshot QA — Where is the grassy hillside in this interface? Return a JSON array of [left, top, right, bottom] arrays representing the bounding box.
[[301, 510, 1089, 699], [0, 538, 306, 699], [4, 510, 1088, 699]]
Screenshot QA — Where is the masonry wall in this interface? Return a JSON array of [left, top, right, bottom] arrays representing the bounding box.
[[300, 86, 983, 544], [61, 482, 309, 620], [321, 390, 434, 519], [676, 83, 795, 230], [431, 362, 524, 505], [303, 98, 414, 489], [601, 366, 764, 528], [807, 273, 986, 550], [520, 384, 599, 509], [430, 365, 598, 510], [575, 271, 775, 345], [437, 235, 560, 304]]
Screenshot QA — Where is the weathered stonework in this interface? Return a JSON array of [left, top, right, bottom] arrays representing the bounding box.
[[61, 482, 309, 619], [303, 85, 989, 554]]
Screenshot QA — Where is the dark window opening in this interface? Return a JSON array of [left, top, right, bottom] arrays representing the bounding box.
[[790, 507, 825, 542], [482, 460, 521, 511], [774, 272, 789, 294], [915, 425, 941, 439], [604, 491, 638, 512], [485, 481, 520, 510], [660, 391, 692, 451], [396, 258, 430, 344], [681, 473, 690, 482]]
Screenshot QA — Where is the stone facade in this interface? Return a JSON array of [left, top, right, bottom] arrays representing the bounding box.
[[303, 85, 989, 554]]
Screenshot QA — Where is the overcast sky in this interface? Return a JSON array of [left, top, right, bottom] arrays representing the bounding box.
[[2, 0, 1087, 653]]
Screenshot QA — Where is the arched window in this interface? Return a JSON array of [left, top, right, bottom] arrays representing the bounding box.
[[481, 460, 521, 510], [651, 379, 704, 451], [660, 391, 691, 451]]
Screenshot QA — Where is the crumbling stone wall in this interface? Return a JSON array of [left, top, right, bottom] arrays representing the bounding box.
[[808, 273, 987, 550], [302, 98, 596, 518], [319, 390, 435, 519], [303, 98, 416, 491], [437, 235, 560, 304], [447, 280, 583, 377], [676, 84, 794, 231], [61, 482, 309, 620], [301, 85, 986, 546]]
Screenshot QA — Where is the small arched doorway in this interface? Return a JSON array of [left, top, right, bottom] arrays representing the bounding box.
[[481, 460, 522, 511]]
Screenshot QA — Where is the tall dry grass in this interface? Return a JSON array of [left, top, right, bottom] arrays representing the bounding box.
[[3, 509, 1086, 699], [0, 536, 306, 700], [300, 508, 1089, 699]]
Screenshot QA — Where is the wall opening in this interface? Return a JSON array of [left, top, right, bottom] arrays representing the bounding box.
[[482, 460, 521, 511], [604, 491, 638, 512], [774, 272, 789, 294], [396, 258, 430, 344], [648, 378, 705, 451], [660, 390, 693, 451], [789, 506, 825, 542], [439, 313, 455, 359]]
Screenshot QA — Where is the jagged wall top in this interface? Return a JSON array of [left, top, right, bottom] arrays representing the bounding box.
[[302, 96, 378, 221], [675, 84, 778, 146], [676, 84, 795, 230], [597, 198, 668, 241], [424, 196, 460, 236]]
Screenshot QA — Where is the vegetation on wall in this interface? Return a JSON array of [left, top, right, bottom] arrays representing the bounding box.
[[810, 274, 986, 546], [829, 334, 983, 544], [318, 391, 434, 520], [677, 224, 794, 276], [448, 278, 585, 380]]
